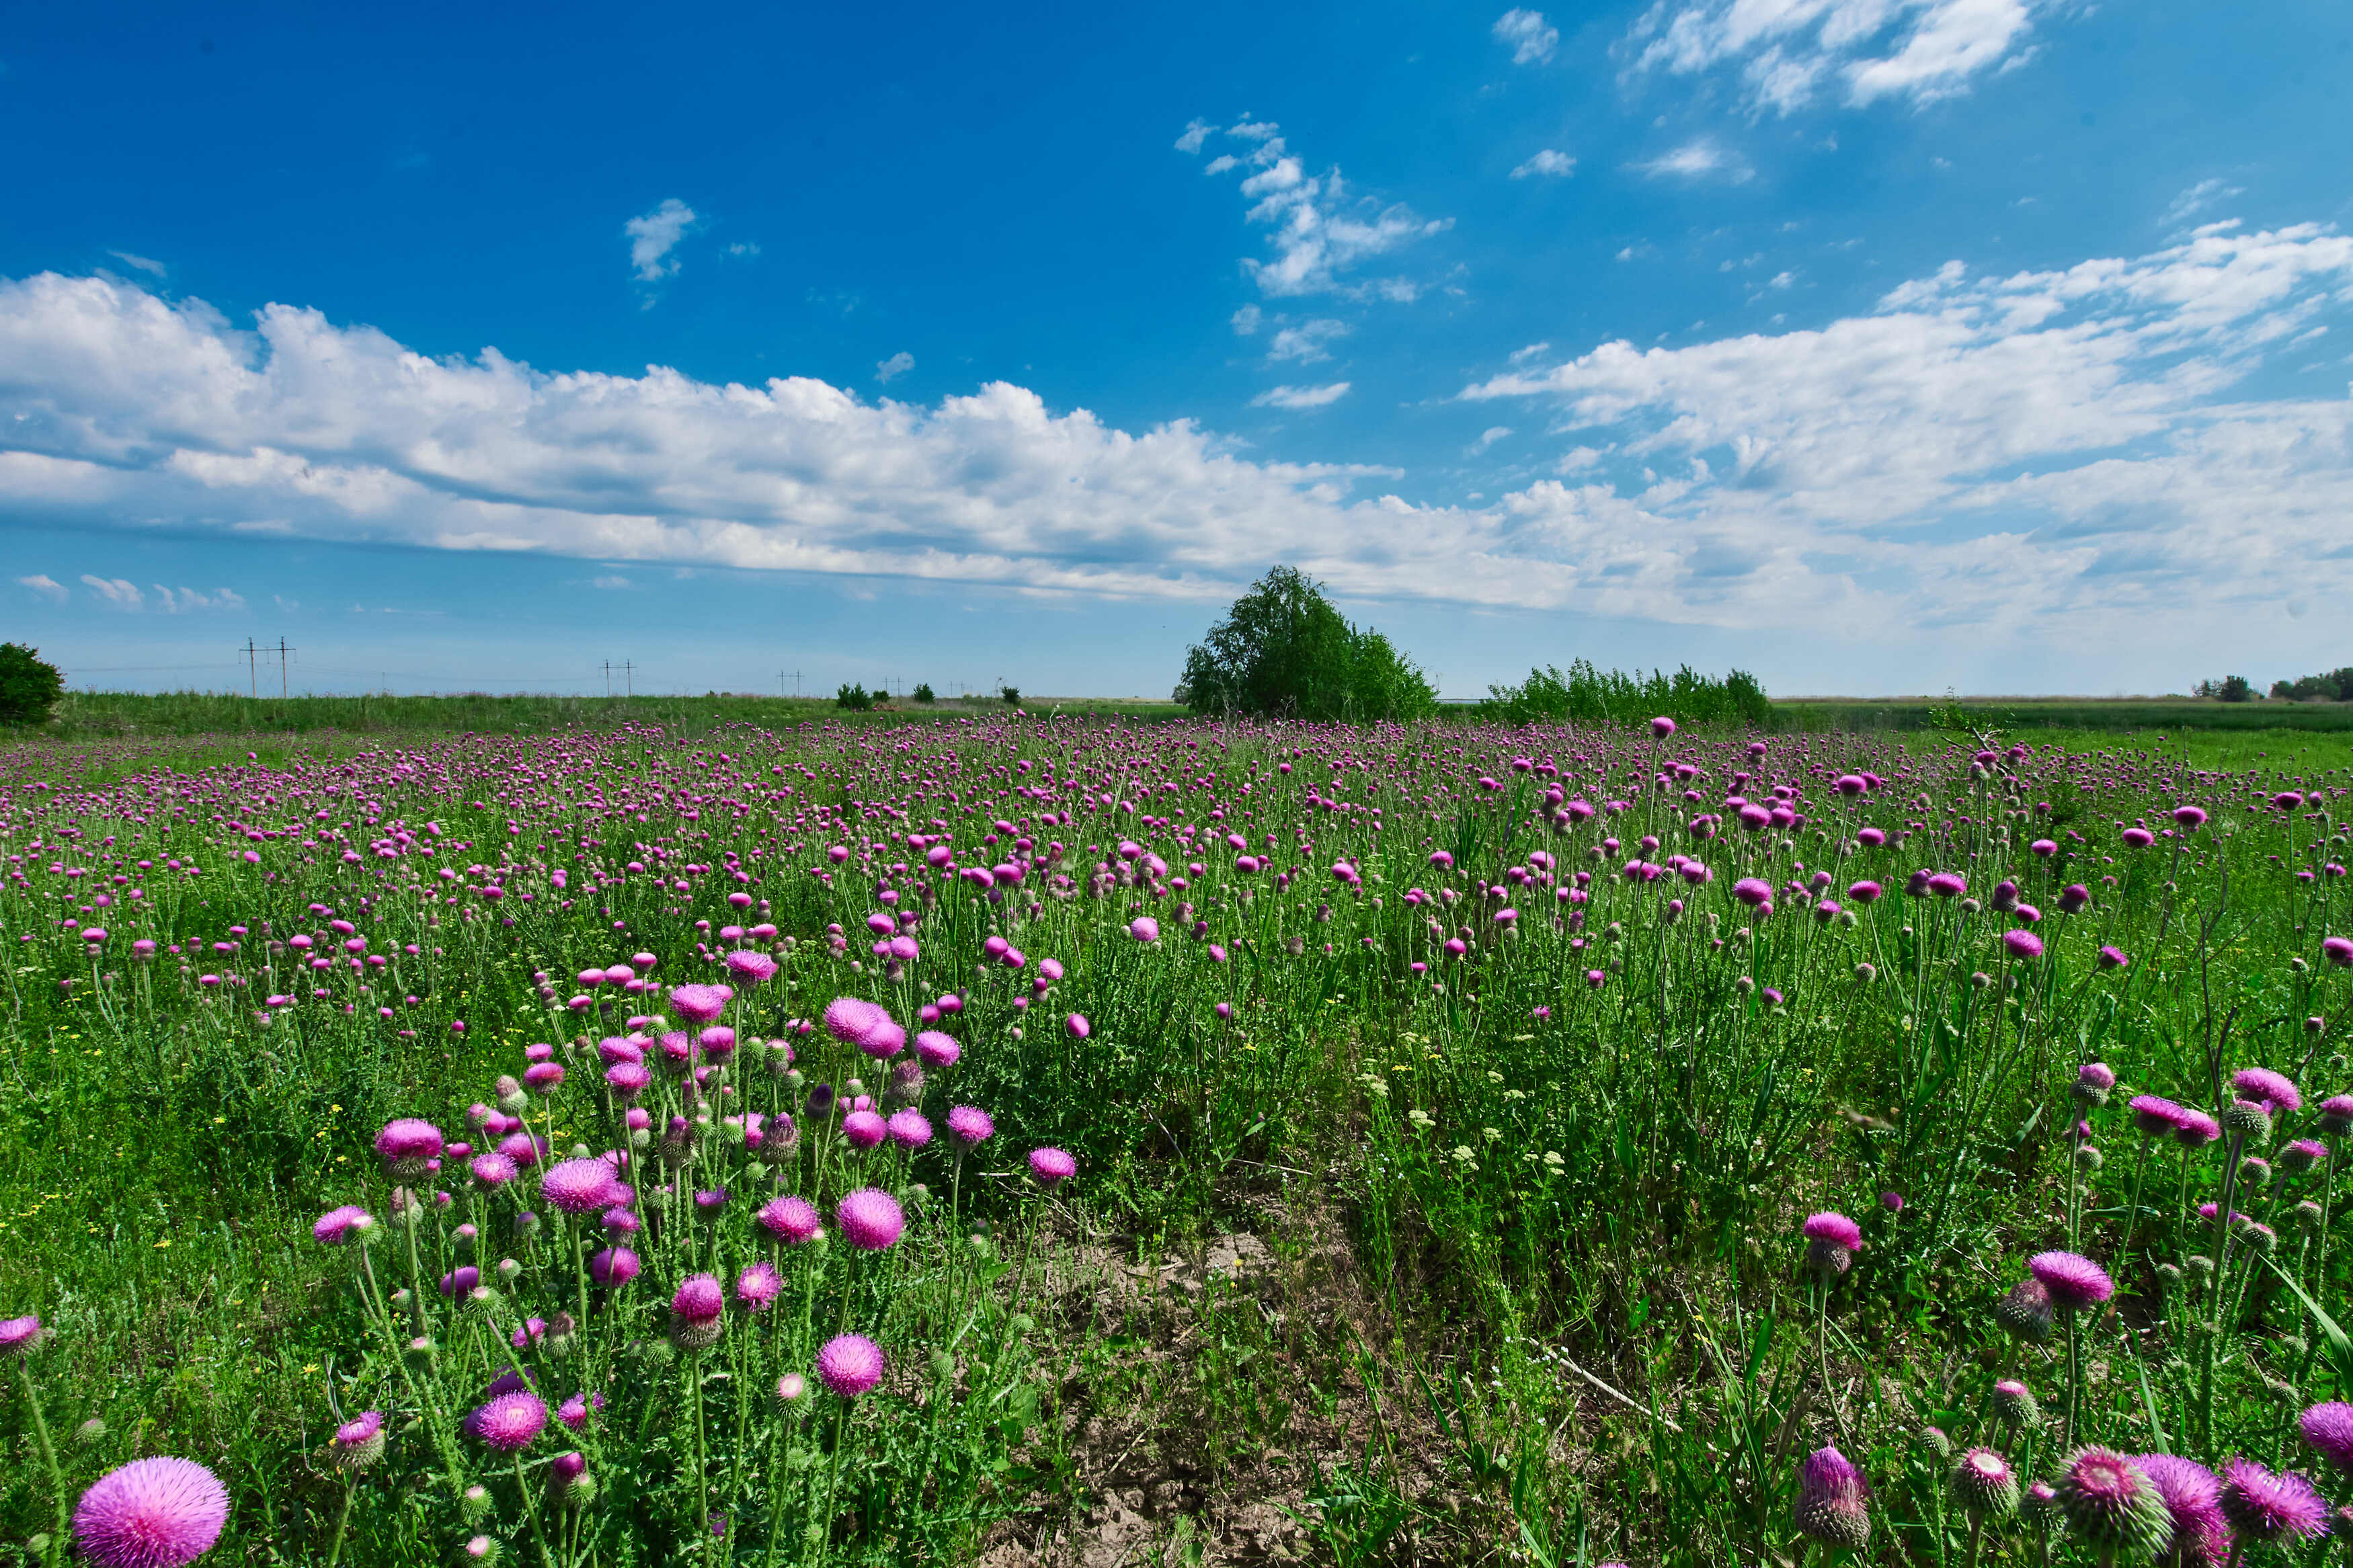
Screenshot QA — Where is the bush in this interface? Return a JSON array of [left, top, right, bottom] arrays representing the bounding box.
[[2268, 666, 2353, 702], [911, 683, 935, 704], [999, 685, 1020, 706], [1477, 659, 1771, 727], [0, 643, 64, 726], [1179, 566, 1437, 720], [834, 683, 874, 711]]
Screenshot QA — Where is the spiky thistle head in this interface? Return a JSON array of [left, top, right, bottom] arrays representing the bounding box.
[[2055, 1447, 2172, 1563]]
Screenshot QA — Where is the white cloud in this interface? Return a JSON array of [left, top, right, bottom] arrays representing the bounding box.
[[592, 575, 633, 589], [80, 575, 142, 610], [106, 251, 167, 278], [1474, 425, 1514, 450], [725, 241, 762, 258], [1492, 9, 1560, 65], [1624, 0, 2042, 114], [1250, 382, 1352, 409], [151, 585, 246, 613], [274, 594, 300, 612], [2165, 178, 2245, 227], [15, 573, 67, 602], [625, 199, 698, 284], [1509, 149, 1577, 179], [1267, 319, 1351, 364], [8, 257, 2350, 665], [875, 351, 916, 383], [1633, 139, 1752, 181], [1230, 304, 1263, 336], [1174, 118, 1213, 154], [1190, 120, 1449, 298]]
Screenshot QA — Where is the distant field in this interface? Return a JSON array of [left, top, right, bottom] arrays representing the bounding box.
[[1772, 696, 2353, 733]]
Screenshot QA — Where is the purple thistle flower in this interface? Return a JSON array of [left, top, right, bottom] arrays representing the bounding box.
[[72, 1456, 230, 1568], [2056, 1447, 2171, 1559], [1029, 1146, 1078, 1190], [836, 1188, 904, 1251], [842, 1110, 887, 1150], [588, 1246, 639, 1286], [914, 1030, 962, 1068], [670, 1272, 725, 1350], [2231, 1067, 2303, 1115], [374, 1118, 443, 1180], [2219, 1457, 2328, 1542], [2028, 1251, 2114, 1313], [735, 1262, 783, 1312], [824, 996, 891, 1047], [2323, 936, 2353, 970], [469, 1391, 549, 1452], [756, 1195, 821, 1245], [947, 1106, 994, 1147], [817, 1333, 885, 1397], [0, 1315, 42, 1358], [1794, 1444, 1870, 1549], [2133, 1454, 2227, 1568], [312, 1204, 374, 1246], [885, 1110, 932, 1148], [722, 949, 777, 985], [2128, 1095, 2186, 1137], [668, 983, 733, 1024], [539, 1158, 622, 1217], [2300, 1401, 2353, 1476], [2003, 928, 2044, 961]]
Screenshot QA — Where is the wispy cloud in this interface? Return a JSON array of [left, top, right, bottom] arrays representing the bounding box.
[[625, 199, 699, 285], [1492, 9, 1560, 65], [151, 585, 246, 613], [15, 574, 67, 603], [1230, 304, 1263, 336], [80, 575, 143, 610], [1509, 149, 1576, 179], [1250, 381, 1352, 409], [875, 351, 916, 383], [106, 250, 166, 277], [1633, 139, 1752, 182], [1622, 0, 2044, 115], [2165, 177, 2244, 226], [592, 575, 633, 589], [1266, 319, 1350, 364], [1185, 118, 1451, 298], [1174, 118, 1213, 154]]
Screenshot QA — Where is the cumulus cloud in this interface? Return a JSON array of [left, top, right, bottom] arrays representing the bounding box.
[[875, 351, 916, 383], [1174, 118, 1213, 153], [5, 247, 2350, 665], [15, 573, 67, 603], [80, 575, 143, 609], [625, 199, 699, 284], [1492, 9, 1560, 65], [1510, 149, 1576, 179], [1186, 118, 1450, 298], [1633, 139, 1752, 181], [1266, 319, 1350, 364], [1250, 381, 1352, 409], [1462, 218, 2353, 633], [1230, 304, 1263, 335], [1623, 0, 2042, 114]]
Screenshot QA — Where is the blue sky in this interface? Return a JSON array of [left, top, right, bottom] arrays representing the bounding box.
[[3, 0, 2350, 698]]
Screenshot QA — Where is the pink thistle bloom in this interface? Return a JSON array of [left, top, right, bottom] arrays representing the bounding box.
[[2134, 1454, 2225, 1565], [0, 1315, 43, 1358], [1029, 1146, 1078, 1190], [2232, 1067, 2303, 1115], [817, 1333, 885, 1397], [668, 983, 733, 1023], [312, 1204, 374, 1245], [2219, 1458, 2327, 1542], [1650, 716, 1677, 738], [723, 949, 778, 985], [2322, 936, 2353, 969], [1801, 1212, 1862, 1251], [2299, 1402, 2353, 1476], [859, 1020, 908, 1060], [2027, 1251, 2113, 1312], [588, 1246, 639, 1286], [2173, 804, 2208, 829], [1066, 1014, 1090, 1040], [671, 1273, 725, 1325], [540, 1158, 623, 1217], [756, 1195, 822, 1245], [836, 1188, 905, 1251], [2001, 929, 2044, 960], [842, 1110, 887, 1150], [374, 1118, 444, 1180], [468, 1391, 549, 1453], [329, 1411, 386, 1472], [2173, 1108, 2221, 1147], [556, 1392, 604, 1430], [1794, 1445, 1870, 1550], [947, 1106, 994, 1147], [885, 1110, 932, 1149], [735, 1261, 783, 1312], [605, 1061, 651, 1098], [914, 1030, 962, 1067], [2128, 1095, 2184, 1136], [1732, 878, 1773, 908], [1129, 917, 1160, 943], [72, 1456, 230, 1568]]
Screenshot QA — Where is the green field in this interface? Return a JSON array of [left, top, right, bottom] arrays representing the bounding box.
[[1, 711, 2349, 1565]]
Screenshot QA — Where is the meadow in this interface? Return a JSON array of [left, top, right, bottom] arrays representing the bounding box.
[[1, 706, 2349, 1566]]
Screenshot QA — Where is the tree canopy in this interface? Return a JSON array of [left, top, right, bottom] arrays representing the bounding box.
[[0, 643, 63, 727], [1177, 567, 1437, 721]]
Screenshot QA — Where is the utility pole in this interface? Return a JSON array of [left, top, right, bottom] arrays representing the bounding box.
[[603, 660, 612, 698], [274, 638, 294, 698], [623, 660, 634, 698], [241, 639, 260, 698]]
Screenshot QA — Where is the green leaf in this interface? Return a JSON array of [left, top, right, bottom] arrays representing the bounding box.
[[2262, 1257, 2353, 1387]]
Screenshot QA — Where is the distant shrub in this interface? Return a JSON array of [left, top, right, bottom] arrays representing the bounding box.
[[912, 683, 936, 703], [1477, 659, 1770, 728], [1179, 565, 1437, 721], [2268, 666, 2353, 701], [835, 683, 875, 711], [0, 643, 65, 726], [999, 685, 1021, 706]]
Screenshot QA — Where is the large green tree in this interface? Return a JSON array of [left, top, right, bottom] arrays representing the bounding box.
[[0, 643, 63, 726], [1178, 567, 1437, 720]]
